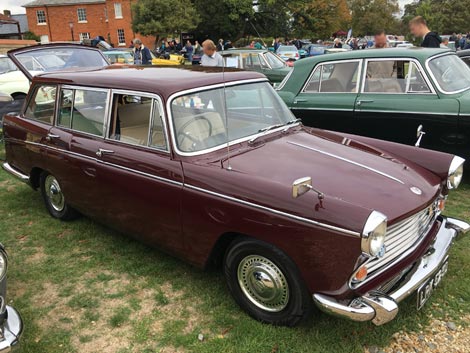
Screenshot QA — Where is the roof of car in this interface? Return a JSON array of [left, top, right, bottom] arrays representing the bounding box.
[[295, 47, 451, 68], [457, 49, 470, 57], [33, 65, 266, 98], [222, 49, 268, 53]]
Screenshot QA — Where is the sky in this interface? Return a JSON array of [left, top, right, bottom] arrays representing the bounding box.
[[2, 0, 415, 15]]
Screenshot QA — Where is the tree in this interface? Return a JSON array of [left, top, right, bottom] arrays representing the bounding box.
[[192, 0, 254, 42], [132, 0, 200, 44], [348, 0, 400, 36], [402, 0, 469, 35]]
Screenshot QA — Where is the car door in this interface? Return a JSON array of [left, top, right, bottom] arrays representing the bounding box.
[[5, 84, 57, 174], [93, 91, 184, 255], [291, 59, 361, 133], [355, 58, 459, 149]]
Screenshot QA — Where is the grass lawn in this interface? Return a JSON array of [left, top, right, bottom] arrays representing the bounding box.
[[0, 142, 469, 353]]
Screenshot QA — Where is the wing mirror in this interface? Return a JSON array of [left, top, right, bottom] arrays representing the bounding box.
[[292, 177, 324, 199], [415, 124, 426, 147]]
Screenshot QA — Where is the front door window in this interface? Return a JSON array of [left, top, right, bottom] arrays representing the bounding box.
[[24, 85, 57, 124]]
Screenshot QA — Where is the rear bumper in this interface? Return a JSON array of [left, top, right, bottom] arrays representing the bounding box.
[[313, 216, 469, 325], [1, 163, 29, 184], [0, 306, 23, 352]]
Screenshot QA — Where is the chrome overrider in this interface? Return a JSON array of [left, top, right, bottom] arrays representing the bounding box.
[[313, 216, 469, 326]]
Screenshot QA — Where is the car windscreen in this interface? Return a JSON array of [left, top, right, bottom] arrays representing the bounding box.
[[428, 54, 470, 93], [264, 52, 286, 69], [12, 47, 108, 76], [171, 81, 296, 154], [0, 57, 17, 74]]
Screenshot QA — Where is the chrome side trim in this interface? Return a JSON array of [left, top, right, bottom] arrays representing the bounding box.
[[290, 107, 352, 112], [7, 137, 361, 237], [1, 162, 30, 183], [287, 141, 405, 185], [355, 109, 459, 116], [185, 183, 361, 237]]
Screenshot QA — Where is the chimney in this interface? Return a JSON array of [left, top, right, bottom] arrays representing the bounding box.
[[3, 10, 11, 17]]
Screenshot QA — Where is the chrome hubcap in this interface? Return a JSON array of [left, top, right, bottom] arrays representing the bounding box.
[[45, 175, 65, 212], [237, 255, 289, 312]]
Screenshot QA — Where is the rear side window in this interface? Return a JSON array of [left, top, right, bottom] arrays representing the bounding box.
[[364, 60, 431, 94], [304, 61, 360, 93], [71, 89, 108, 136], [24, 85, 57, 124]]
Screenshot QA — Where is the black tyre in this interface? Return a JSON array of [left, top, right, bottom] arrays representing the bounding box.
[[40, 171, 79, 221], [224, 238, 313, 326]]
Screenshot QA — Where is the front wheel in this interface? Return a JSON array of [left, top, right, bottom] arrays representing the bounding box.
[[224, 238, 313, 326], [40, 172, 79, 221]]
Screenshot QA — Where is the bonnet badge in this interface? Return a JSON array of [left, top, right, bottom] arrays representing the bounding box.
[[410, 186, 422, 195]]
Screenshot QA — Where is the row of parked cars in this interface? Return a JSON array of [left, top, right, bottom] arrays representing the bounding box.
[[0, 44, 469, 345]]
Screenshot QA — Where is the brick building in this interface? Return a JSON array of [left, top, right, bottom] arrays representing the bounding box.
[[24, 0, 156, 48]]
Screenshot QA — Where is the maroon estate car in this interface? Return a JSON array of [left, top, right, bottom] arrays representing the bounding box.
[[2, 44, 469, 327]]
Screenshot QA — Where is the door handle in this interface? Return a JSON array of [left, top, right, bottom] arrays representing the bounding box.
[[294, 98, 307, 103], [357, 99, 374, 106], [96, 148, 115, 158], [45, 133, 60, 142]]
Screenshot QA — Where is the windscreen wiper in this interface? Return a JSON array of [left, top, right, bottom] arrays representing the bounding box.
[[249, 123, 285, 144]]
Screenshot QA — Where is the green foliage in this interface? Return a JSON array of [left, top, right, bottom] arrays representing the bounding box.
[[23, 31, 40, 41], [192, 0, 254, 41], [348, 0, 400, 36], [403, 0, 469, 34], [132, 0, 200, 39]]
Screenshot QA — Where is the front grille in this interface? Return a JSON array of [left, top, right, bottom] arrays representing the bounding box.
[[365, 204, 437, 275]]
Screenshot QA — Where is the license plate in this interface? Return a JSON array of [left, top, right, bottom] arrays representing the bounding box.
[[417, 260, 448, 310]]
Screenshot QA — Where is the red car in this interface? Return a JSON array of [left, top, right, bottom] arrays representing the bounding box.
[[2, 44, 469, 327]]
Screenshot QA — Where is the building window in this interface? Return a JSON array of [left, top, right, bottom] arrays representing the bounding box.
[[77, 8, 87, 22], [79, 32, 90, 41], [117, 29, 125, 46], [104, 6, 108, 21], [36, 10, 46, 24], [114, 3, 123, 18]]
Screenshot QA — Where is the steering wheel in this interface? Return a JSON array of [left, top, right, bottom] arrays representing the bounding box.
[[177, 116, 213, 151]]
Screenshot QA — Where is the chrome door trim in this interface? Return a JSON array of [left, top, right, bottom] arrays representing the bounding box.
[[356, 109, 458, 116], [360, 57, 436, 95], [287, 141, 405, 185], [291, 107, 353, 112]]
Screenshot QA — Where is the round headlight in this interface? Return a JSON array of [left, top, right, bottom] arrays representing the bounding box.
[[362, 211, 387, 257], [0, 249, 7, 281], [448, 156, 465, 190]]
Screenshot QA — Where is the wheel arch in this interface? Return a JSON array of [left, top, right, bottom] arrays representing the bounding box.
[[29, 167, 44, 190], [204, 231, 248, 269]]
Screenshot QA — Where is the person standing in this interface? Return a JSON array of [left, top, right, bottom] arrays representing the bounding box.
[[409, 16, 441, 48], [273, 38, 281, 52], [333, 38, 342, 48], [194, 40, 202, 54], [185, 40, 194, 63], [200, 40, 224, 67], [217, 39, 224, 51], [371, 30, 389, 49], [132, 38, 152, 65]]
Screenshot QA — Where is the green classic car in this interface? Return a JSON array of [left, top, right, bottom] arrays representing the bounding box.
[[221, 49, 292, 84], [277, 48, 470, 160]]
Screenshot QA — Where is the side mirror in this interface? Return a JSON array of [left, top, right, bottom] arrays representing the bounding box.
[[292, 177, 313, 198]]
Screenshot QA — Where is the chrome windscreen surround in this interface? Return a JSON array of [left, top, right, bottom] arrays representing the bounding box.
[[350, 199, 441, 289]]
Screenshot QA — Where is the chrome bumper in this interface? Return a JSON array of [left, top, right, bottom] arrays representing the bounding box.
[[0, 306, 23, 352], [1, 163, 29, 184], [313, 216, 469, 326]]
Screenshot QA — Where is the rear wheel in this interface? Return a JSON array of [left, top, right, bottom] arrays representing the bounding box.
[[224, 238, 312, 326], [40, 172, 79, 221]]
